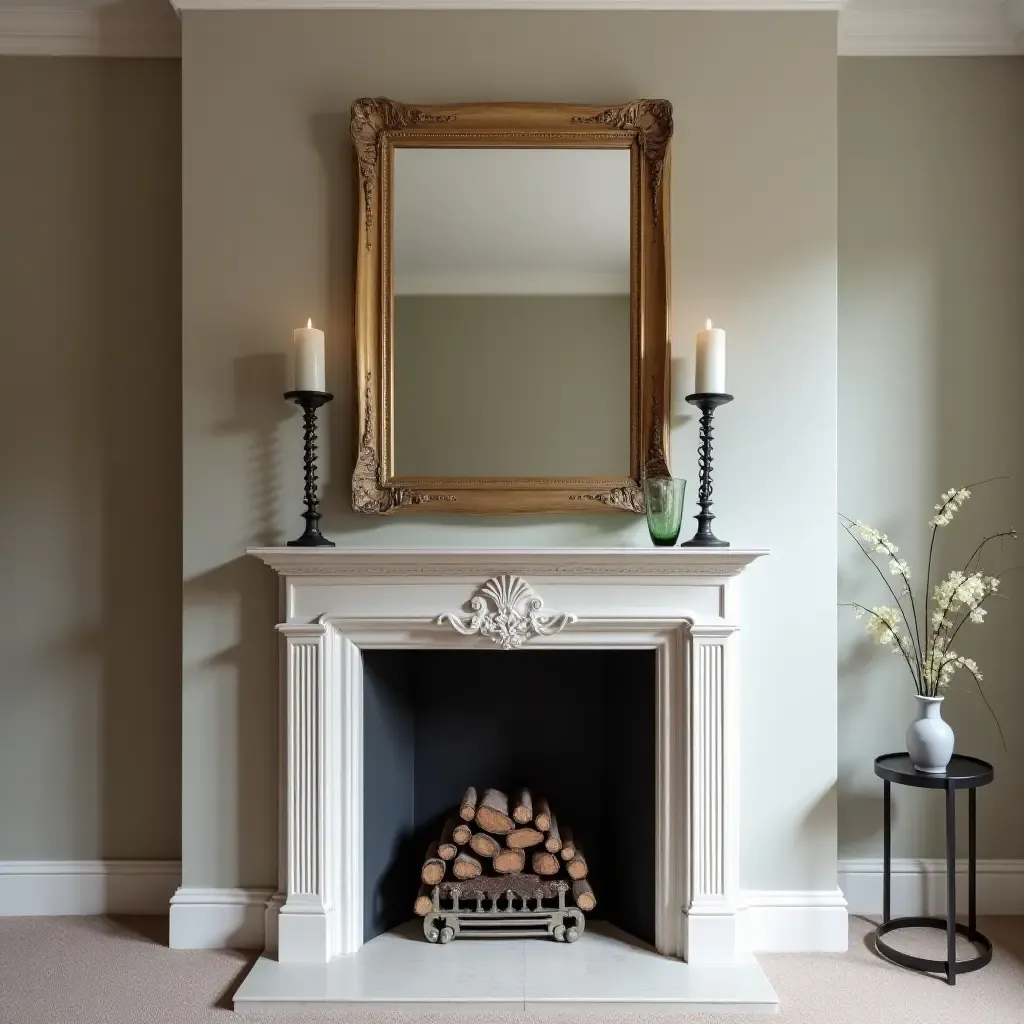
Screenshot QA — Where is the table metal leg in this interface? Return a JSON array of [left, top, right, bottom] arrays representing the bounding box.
[[883, 780, 891, 925], [969, 788, 977, 938], [945, 783, 956, 985]]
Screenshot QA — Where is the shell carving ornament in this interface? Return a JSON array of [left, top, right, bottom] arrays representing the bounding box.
[[438, 576, 577, 650]]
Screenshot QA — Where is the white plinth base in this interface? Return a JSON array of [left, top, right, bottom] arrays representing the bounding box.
[[233, 922, 779, 1014]]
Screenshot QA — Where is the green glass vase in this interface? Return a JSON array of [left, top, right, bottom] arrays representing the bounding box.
[[643, 476, 686, 546]]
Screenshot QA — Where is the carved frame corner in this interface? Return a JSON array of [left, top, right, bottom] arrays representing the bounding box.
[[568, 485, 646, 515], [350, 370, 427, 515], [350, 97, 457, 250], [571, 99, 673, 225]]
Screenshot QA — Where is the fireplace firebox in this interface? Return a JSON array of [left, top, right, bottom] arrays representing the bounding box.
[[363, 649, 655, 946]]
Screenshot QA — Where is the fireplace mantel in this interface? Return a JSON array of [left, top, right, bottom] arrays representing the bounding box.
[[237, 545, 775, 1011]]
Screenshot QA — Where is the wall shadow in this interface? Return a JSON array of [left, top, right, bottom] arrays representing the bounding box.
[[309, 112, 357, 533], [214, 352, 291, 548], [95, 0, 180, 56], [837, 618, 893, 849], [183, 555, 279, 889]]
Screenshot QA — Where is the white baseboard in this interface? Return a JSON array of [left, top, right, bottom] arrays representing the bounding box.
[[0, 860, 180, 916], [738, 889, 849, 953], [169, 886, 275, 949], [839, 858, 1024, 917], [180, 886, 850, 954], [0, 866, 858, 956]]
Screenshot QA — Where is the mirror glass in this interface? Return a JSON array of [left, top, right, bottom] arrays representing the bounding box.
[[392, 147, 632, 479]]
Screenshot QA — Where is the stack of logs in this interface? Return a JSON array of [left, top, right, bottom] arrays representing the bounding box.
[[415, 787, 596, 915]]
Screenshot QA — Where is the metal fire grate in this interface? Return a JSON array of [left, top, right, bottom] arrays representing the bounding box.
[[422, 874, 585, 944]]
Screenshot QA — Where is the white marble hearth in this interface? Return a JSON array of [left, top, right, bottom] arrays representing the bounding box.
[[237, 546, 775, 1012], [235, 922, 778, 1014]]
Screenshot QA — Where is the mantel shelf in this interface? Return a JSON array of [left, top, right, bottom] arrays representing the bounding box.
[[246, 546, 768, 578]]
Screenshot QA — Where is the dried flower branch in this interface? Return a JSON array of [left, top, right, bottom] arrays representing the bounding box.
[[842, 482, 1014, 746]]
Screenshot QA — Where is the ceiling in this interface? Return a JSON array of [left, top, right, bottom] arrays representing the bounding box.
[[0, 0, 1020, 59]]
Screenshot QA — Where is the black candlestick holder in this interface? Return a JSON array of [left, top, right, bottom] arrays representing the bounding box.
[[679, 392, 733, 548], [284, 389, 335, 547]]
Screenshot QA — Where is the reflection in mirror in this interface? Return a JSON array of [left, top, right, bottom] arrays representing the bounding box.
[[392, 147, 631, 479]]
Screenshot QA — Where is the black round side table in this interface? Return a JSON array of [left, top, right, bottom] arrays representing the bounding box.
[[873, 753, 994, 985]]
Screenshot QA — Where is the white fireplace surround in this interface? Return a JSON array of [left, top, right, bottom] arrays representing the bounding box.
[[247, 545, 773, 969]]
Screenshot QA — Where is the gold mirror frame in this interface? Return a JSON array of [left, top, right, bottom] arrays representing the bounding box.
[[350, 98, 672, 514]]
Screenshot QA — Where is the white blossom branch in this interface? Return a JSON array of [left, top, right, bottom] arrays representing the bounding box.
[[841, 602, 921, 693], [840, 519, 922, 688]]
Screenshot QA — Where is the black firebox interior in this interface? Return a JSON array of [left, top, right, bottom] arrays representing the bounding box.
[[362, 648, 656, 945]]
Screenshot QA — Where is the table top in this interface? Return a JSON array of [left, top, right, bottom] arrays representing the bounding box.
[[874, 753, 994, 789]]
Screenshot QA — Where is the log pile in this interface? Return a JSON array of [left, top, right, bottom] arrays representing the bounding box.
[[415, 786, 596, 917]]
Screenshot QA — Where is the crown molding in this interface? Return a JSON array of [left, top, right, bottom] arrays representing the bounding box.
[[2, 0, 1021, 58], [0, 0, 846, 57], [0, 6, 180, 57], [167, 0, 846, 9], [839, 4, 1024, 56]]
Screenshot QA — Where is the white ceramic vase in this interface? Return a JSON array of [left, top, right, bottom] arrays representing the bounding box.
[[906, 695, 954, 773]]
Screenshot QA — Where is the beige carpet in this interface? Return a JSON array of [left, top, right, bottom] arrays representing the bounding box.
[[0, 915, 1022, 1023]]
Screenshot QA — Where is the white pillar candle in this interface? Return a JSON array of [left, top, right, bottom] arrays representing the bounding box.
[[694, 319, 726, 394], [294, 318, 326, 392]]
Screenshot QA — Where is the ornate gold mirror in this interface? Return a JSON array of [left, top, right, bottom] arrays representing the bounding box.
[[350, 99, 672, 514]]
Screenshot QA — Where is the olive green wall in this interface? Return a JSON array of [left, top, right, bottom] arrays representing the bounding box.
[[0, 58, 181, 860], [838, 56, 1024, 860]]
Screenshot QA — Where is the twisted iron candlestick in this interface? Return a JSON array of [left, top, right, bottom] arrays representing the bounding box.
[[679, 392, 733, 548], [284, 390, 335, 547]]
